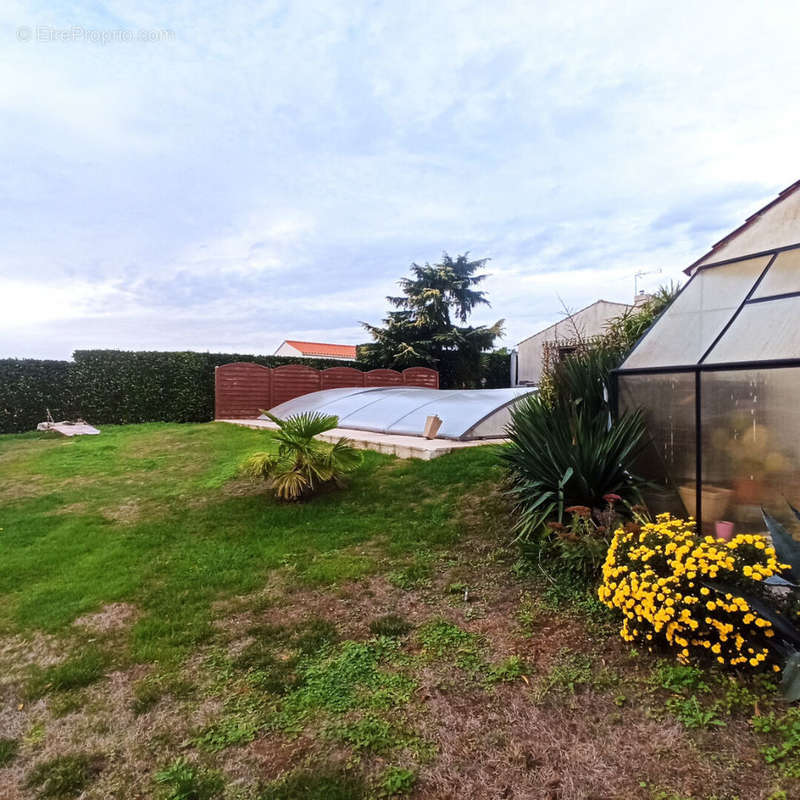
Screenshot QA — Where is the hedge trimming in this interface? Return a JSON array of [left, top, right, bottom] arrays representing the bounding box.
[[0, 350, 360, 434]]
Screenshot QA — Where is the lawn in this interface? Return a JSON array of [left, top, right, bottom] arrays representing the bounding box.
[[0, 422, 798, 799]]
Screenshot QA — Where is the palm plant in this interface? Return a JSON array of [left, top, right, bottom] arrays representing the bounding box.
[[241, 412, 361, 501]]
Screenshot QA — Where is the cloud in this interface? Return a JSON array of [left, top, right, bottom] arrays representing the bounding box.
[[2, 0, 800, 358]]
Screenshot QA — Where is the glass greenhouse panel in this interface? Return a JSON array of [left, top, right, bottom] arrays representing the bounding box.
[[704, 295, 800, 364], [618, 372, 696, 518], [622, 255, 771, 369], [751, 248, 800, 299], [700, 369, 800, 532]]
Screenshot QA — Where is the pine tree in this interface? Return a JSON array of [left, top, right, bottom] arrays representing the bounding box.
[[360, 253, 504, 388]]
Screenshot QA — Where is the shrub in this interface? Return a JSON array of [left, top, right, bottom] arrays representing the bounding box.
[[501, 348, 647, 547], [241, 412, 361, 501], [598, 514, 790, 672]]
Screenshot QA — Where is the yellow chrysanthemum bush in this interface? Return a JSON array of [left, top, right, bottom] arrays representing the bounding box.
[[598, 514, 796, 673]]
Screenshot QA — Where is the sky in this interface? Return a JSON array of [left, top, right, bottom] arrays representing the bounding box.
[[2, 1, 800, 360]]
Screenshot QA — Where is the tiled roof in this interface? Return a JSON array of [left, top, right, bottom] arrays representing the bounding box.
[[284, 340, 358, 359]]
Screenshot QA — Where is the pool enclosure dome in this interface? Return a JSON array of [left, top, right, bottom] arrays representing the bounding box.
[[264, 386, 535, 441], [615, 180, 800, 532]]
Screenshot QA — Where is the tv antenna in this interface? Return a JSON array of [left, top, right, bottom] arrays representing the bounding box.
[[634, 268, 662, 296]]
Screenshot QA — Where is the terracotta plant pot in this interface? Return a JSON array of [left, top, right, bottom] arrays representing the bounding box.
[[678, 484, 733, 521]]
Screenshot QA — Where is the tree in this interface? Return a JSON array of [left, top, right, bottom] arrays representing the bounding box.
[[360, 253, 504, 388]]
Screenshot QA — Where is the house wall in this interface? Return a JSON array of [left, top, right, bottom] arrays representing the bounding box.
[[695, 188, 800, 268], [516, 300, 630, 386], [274, 342, 303, 358]]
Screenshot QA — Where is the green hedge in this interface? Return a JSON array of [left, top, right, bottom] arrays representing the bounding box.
[[481, 349, 512, 388], [0, 359, 78, 434], [0, 350, 359, 434]]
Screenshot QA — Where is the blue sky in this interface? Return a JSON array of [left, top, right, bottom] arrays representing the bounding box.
[[2, 1, 800, 359]]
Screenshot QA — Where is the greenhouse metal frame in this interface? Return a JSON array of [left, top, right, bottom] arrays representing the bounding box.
[[613, 242, 800, 531]]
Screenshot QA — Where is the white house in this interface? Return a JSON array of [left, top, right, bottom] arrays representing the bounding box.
[[274, 340, 358, 361], [514, 299, 633, 386]]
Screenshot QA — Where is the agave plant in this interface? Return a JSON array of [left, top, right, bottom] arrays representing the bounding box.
[[241, 412, 361, 501]]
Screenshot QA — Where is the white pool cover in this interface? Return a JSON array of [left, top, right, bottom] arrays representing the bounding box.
[[263, 386, 535, 441]]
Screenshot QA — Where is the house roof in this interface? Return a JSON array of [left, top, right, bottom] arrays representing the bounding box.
[[685, 179, 800, 274], [516, 299, 632, 347], [282, 340, 358, 359]]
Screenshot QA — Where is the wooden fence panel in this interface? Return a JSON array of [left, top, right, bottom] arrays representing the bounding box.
[[364, 368, 403, 387], [402, 367, 439, 389], [215, 363, 272, 419], [215, 362, 441, 419], [321, 367, 366, 391], [271, 364, 322, 407]]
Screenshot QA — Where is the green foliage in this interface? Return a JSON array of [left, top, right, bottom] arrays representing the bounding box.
[[241, 412, 361, 501], [26, 646, 109, 699], [378, 766, 417, 797], [370, 614, 413, 638], [194, 714, 260, 751], [752, 709, 800, 776], [25, 754, 104, 799], [259, 766, 366, 800], [665, 695, 725, 729], [535, 650, 595, 699], [0, 350, 359, 434], [501, 371, 646, 545], [486, 655, 526, 684], [271, 638, 416, 733], [650, 661, 710, 694], [480, 348, 511, 388], [0, 737, 19, 767], [0, 358, 77, 434], [360, 252, 504, 388], [502, 287, 678, 557], [386, 558, 433, 590], [154, 758, 225, 800], [326, 713, 412, 754], [416, 619, 483, 670]]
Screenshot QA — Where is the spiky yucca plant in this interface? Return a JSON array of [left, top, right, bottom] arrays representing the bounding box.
[[241, 412, 361, 501], [501, 347, 647, 542]]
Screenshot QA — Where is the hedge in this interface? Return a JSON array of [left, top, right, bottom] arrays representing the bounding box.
[[0, 347, 511, 435], [0, 350, 359, 434], [0, 359, 78, 434]]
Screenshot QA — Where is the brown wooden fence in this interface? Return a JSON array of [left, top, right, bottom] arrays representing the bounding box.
[[215, 362, 439, 419]]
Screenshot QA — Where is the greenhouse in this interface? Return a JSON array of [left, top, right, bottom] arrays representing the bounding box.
[[616, 244, 800, 534], [265, 386, 535, 440]]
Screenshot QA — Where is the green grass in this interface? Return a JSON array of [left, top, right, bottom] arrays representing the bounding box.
[[154, 758, 225, 800], [26, 645, 110, 699], [259, 766, 366, 800], [24, 754, 104, 799], [0, 737, 19, 766], [0, 422, 500, 665]]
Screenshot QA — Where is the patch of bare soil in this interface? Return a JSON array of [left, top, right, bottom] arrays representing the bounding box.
[[101, 500, 142, 524], [73, 603, 140, 634]]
